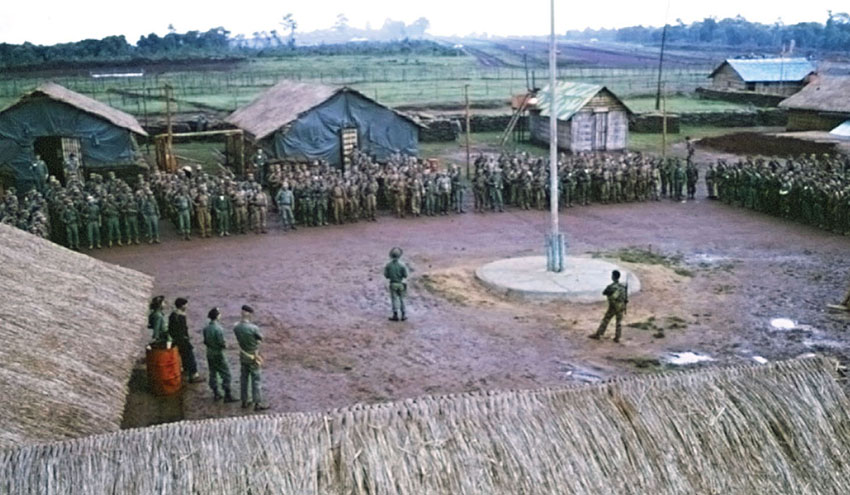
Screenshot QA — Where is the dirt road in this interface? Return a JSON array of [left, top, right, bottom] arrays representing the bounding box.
[[97, 184, 850, 422]]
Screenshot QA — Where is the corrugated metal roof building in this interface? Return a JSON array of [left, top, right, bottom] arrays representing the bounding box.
[[708, 58, 816, 96], [529, 82, 632, 153]]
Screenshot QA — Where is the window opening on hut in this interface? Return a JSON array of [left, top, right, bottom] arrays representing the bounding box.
[[340, 127, 358, 170], [33, 136, 80, 186]]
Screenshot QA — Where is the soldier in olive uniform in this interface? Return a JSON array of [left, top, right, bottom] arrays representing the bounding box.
[[60, 199, 81, 250], [121, 191, 141, 244], [213, 191, 232, 237], [174, 189, 193, 240], [102, 195, 122, 247], [233, 305, 269, 411], [589, 270, 629, 343], [140, 190, 161, 243], [83, 196, 102, 249], [203, 307, 237, 402], [384, 247, 409, 321]]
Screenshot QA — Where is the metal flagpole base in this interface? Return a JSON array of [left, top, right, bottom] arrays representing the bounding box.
[[546, 233, 566, 272]]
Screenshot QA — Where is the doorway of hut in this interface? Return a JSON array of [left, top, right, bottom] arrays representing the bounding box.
[[33, 136, 81, 185]]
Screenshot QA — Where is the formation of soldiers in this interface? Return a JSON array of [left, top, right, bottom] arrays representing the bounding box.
[[471, 151, 699, 210], [0, 148, 706, 249], [709, 153, 850, 234]]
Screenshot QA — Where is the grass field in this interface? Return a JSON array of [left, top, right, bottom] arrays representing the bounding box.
[[0, 50, 718, 117]]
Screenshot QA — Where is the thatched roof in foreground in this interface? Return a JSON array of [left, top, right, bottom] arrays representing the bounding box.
[[3, 357, 850, 494], [0, 224, 153, 448], [0, 82, 148, 136], [779, 76, 850, 114], [226, 80, 421, 140]]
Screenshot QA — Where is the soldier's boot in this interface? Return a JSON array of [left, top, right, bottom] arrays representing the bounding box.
[[117, 240, 123, 247], [223, 388, 238, 403], [213, 390, 222, 402], [89, 244, 94, 249], [254, 403, 270, 412], [108, 241, 113, 248], [241, 401, 252, 409], [400, 311, 407, 322], [389, 312, 400, 322]]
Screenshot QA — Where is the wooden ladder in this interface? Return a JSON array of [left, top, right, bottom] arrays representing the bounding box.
[[498, 92, 533, 148]]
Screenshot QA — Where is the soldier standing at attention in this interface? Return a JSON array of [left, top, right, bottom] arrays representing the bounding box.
[[83, 196, 102, 249], [589, 270, 629, 343], [384, 247, 409, 321], [61, 198, 81, 250], [169, 297, 202, 383], [275, 182, 296, 230], [203, 307, 237, 403], [148, 295, 170, 348], [234, 305, 269, 411]]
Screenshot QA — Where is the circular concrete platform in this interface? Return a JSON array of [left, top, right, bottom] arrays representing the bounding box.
[[475, 256, 641, 302]]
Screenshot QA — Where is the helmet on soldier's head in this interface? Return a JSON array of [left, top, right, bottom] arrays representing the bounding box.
[[389, 247, 403, 259]]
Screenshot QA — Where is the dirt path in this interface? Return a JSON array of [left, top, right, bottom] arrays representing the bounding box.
[[96, 178, 850, 422]]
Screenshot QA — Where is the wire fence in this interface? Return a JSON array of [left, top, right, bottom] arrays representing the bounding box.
[[0, 65, 714, 116]]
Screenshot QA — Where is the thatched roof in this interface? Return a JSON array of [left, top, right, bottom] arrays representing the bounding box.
[[0, 224, 153, 448], [226, 80, 421, 140], [3, 357, 850, 493], [0, 82, 148, 136], [779, 76, 850, 114]]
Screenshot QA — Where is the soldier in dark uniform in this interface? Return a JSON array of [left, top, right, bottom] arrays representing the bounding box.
[[168, 297, 202, 383]]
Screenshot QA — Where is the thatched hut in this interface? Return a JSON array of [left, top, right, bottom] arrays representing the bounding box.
[[708, 58, 816, 96], [0, 224, 153, 448], [226, 81, 422, 168], [529, 82, 632, 153], [779, 76, 850, 131], [0, 82, 148, 190], [3, 357, 849, 493]]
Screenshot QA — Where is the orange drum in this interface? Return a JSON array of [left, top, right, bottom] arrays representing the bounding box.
[[146, 347, 183, 396]]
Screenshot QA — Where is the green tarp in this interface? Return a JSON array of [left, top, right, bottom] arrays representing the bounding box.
[[271, 91, 418, 166], [0, 98, 140, 190]]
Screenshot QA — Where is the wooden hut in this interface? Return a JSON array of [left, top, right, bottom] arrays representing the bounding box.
[[3, 358, 850, 493], [0, 83, 148, 189], [779, 76, 850, 131], [0, 224, 153, 448], [226, 81, 422, 168], [529, 82, 631, 152], [708, 58, 816, 96]]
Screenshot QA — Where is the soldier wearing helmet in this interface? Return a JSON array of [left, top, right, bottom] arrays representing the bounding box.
[[384, 247, 409, 321]]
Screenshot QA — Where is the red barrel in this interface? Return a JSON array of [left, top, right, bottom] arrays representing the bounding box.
[[146, 347, 183, 396]]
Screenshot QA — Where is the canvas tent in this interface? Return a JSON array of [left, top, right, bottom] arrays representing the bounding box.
[[529, 82, 632, 152], [0, 82, 148, 190], [0, 224, 153, 448], [226, 81, 421, 167], [2, 357, 849, 494]]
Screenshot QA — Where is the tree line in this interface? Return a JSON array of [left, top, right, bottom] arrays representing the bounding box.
[[0, 24, 456, 71], [566, 12, 850, 53]]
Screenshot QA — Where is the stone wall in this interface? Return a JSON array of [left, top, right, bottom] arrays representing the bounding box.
[[695, 87, 786, 107]]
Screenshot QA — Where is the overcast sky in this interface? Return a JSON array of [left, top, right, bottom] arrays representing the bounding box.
[[1, 0, 844, 45]]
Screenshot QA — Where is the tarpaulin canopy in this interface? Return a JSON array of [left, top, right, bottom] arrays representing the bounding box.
[[0, 85, 145, 190], [271, 90, 419, 166]]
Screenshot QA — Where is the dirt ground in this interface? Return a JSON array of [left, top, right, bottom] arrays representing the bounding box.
[[99, 148, 850, 424]]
